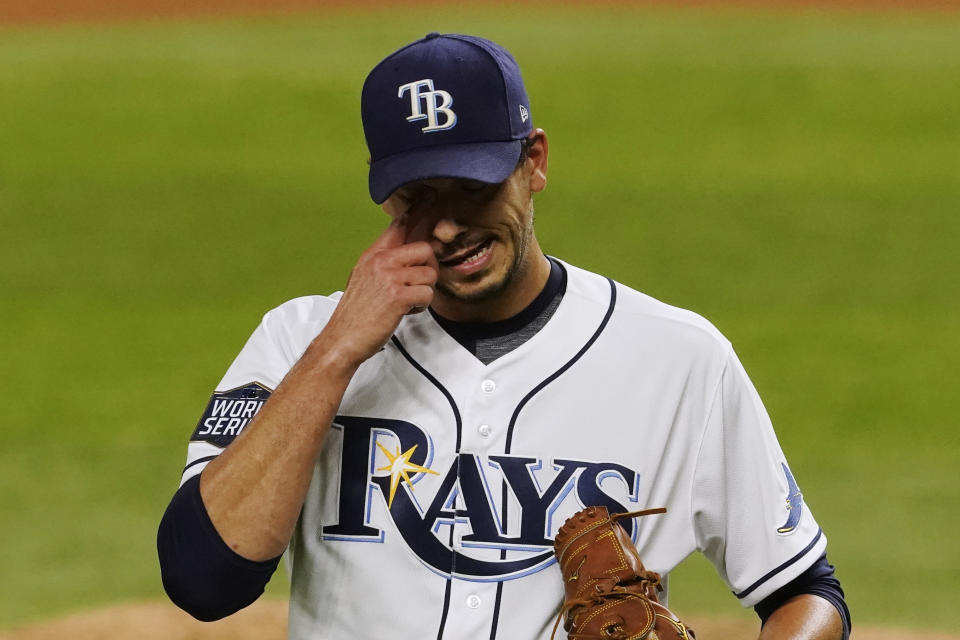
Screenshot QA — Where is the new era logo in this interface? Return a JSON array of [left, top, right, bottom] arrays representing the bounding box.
[[519, 104, 529, 123], [398, 79, 457, 133]]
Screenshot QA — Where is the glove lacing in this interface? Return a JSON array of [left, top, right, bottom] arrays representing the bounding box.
[[551, 567, 663, 639], [550, 509, 666, 640]]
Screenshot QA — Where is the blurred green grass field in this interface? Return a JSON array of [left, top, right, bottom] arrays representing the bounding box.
[[1, 3, 958, 632]]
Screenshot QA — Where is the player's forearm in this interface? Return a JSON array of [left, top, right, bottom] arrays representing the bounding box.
[[199, 332, 359, 562], [196, 219, 435, 562], [758, 594, 844, 640]]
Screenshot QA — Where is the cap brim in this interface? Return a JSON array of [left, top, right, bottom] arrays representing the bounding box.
[[368, 140, 523, 204]]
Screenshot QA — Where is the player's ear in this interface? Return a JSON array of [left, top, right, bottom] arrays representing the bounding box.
[[526, 129, 548, 193]]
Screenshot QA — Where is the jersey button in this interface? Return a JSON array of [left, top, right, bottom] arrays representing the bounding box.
[[466, 594, 482, 609], [481, 379, 496, 393], [478, 424, 491, 438]]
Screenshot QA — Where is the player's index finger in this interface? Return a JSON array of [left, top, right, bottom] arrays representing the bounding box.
[[403, 210, 437, 244], [369, 216, 407, 250], [400, 188, 437, 243]]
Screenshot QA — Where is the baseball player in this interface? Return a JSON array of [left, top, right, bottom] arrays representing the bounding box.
[[158, 33, 851, 639]]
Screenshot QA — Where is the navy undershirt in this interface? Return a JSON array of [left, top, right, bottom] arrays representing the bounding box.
[[430, 256, 566, 364], [157, 475, 281, 621], [757, 554, 851, 637]]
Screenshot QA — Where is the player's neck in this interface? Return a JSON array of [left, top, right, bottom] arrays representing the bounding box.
[[430, 250, 552, 324]]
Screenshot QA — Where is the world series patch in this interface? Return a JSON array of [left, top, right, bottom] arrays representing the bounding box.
[[191, 382, 272, 448]]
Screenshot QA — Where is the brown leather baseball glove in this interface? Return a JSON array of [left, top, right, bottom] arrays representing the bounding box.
[[552, 506, 696, 640]]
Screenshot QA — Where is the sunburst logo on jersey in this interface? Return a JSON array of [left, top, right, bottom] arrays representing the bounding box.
[[376, 441, 439, 508]]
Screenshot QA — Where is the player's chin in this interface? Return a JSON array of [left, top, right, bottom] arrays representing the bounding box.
[[436, 263, 511, 303]]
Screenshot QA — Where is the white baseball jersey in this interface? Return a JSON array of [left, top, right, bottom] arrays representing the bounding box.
[[181, 259, 825, 639]]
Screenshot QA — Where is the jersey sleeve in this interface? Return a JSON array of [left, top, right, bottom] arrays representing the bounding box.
[[691, 347, 827, 607], [179, 295, 339, 486]]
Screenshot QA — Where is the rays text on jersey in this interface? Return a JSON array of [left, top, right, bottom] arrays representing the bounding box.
[[320, 416, 646, 582]]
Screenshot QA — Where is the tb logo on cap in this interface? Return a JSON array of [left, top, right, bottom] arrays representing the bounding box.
[[398, 79, 457, 133]]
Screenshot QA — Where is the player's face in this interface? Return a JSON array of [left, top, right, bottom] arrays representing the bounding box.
[[383, 131, 550, 322]]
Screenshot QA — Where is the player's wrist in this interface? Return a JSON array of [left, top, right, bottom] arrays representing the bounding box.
[[305, 331, 372, 377]]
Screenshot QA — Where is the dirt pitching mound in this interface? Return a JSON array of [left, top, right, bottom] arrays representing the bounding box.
[[1, 600, 958, 640]]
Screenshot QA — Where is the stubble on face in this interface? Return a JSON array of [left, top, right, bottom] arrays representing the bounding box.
[[434, 199, 536, 307]]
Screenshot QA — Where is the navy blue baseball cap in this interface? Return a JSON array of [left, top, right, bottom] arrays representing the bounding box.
[[362, 33, 534, 204]]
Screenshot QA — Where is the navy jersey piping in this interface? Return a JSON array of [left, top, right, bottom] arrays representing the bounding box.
[[503, 276, 617, 453], [436, 579, 454, 640], [182, 455, 218, 474], [391, 334, 464, 640], [734, 528, 823, 599], [490, 276, 618, 639], [391, 335, 464, 453]]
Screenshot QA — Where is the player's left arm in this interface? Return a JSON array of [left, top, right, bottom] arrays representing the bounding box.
[[759, 594, 843, 639], [755, 552, 850, 639], [691, 346, 851, 640]]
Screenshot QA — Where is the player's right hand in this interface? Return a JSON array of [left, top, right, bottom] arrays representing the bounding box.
[[318, 215, 438, 368]]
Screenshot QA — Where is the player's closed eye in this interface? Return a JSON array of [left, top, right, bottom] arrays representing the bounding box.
[[400, 181, 491, 206], [396, 186, 428, 207], [459, 179, 506, 203], [460, 179, 487, 193]]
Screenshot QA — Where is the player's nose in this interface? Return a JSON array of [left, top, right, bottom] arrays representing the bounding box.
[[431, 216, 467, 245]]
